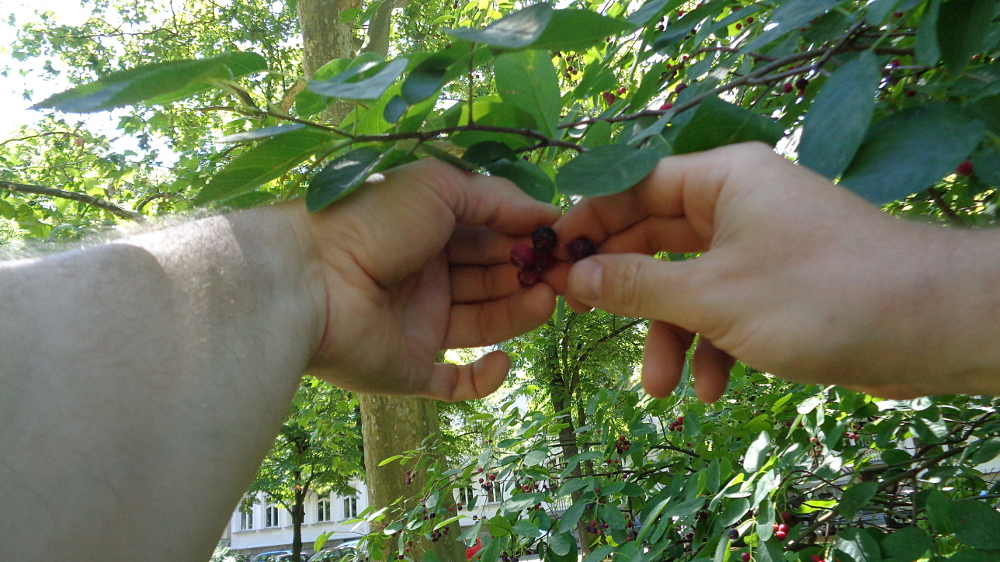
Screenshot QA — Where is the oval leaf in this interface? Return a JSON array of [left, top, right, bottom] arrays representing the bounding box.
[[32, 52, 267, 113], [217, 124, 306, 143], [531, 9, 637, 52], [839, 103, 986, 204], [673, 96, 785, 155], [306, 147, 385, 212], [307, 58, 409, 101], [556, 145, 660, 197], [485, 160, 556, 203], [445, 3, 553, 49], [494, 49, 561, 139], [951, 499, 1000, 550], [798, 52, 881, 179], [881, 527, 932, 562]]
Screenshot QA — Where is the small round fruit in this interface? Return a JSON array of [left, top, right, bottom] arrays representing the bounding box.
[[510, 243, 535, 269], [728, 529, 740, 540], [742, 554, 751, 562], [775, 531, 787, 541], [956, 160, 975, 177], [659, 102, 674, 110], [567, 237, 598, 262], [532, 225, 559, 252], [617, 87, 627, 95]]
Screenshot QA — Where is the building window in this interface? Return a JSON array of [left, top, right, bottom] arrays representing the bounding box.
[[239, 507, 253, 531], [486, 483, 503, 504], [457, 486, 474, 508], [343, 496, 358, 519], [318, 498, 332, 522], [265, 505, 280, 528]]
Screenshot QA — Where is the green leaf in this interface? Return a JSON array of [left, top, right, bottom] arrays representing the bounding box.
[[718, 498, 751, 527], [839, 103, 986, 204], [307, 57, 409, 100], [530, 10, 636, 52], [217, 124, 307, 144], [556, 145, 660, 197], [549, 531, 575, 556], [757, 498, 775, 541], [880, 448, 912, 466], [839, 482, 879, 519], [952, 500, 1000, 550], [836, 528, 883, 562], [743, 431, 771, 473], [759, 540, 785, 562], [672, 96, 785, 155], [494, 49, 561, 139], [464, 141, 517, 166], [583, 546, 616, 562], [558, 501, 586, 533], [663, 496, 705, 517], [937, 0, 996, 75], [556, 478, 588, 498], [512, 520, 541, 537], [972, 149, 1000, 188], [445, 3, 553, 49], [523, 448, 548, 467], [32, 52, 267, 113], [195, 129, 333, 205], [306, 147, 385, 212], [383, 95, 408, 123], [401, 52, 458, 105], [914, 0, 941, 67], [627, 0, 684, 26], [866, 0, 903, 25], [925, 490, 955, 535], [881, 527, 932, 562], [798, 52, 880, 179], [485, 160, 557, 203]]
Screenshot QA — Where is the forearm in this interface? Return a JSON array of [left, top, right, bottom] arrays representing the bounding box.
[[0, 203, 324, 560]]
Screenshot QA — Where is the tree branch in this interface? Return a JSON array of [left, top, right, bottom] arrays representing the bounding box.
[[0, 180, 143, 221]]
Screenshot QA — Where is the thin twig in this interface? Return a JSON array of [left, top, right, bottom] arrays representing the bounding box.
[[0, 180, 143, 221]]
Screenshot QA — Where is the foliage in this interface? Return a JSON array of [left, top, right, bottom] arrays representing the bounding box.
[[246, 376, 364, 562], [6, 0, 1000, 561]]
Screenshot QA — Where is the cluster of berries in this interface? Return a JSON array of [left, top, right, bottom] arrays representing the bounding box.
[[585, 519, 610, 534], [404, 469, 413, 486], [773, 522, 790, 540], [429, 524, 449, 542], [614, 435, 631, 454], [394, 539, 414, 559], [500, 554, 520, 562], [511, 226, 597, 287], [477, 471, 497, 491], [668, 415, 685, 432]]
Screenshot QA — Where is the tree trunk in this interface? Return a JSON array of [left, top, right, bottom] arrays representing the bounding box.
[[359, 394, 465, 560], [292, 486, 307, 562], [296, 0, 360, 78]]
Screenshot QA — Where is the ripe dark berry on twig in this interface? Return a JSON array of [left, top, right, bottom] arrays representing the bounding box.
[[532, 226, 559, 252], [567, 237, 598, 262]]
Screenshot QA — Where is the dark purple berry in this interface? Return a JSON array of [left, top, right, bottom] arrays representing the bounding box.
[[794, 77, 809, 91], [728, 529, 739, 540], [532, 225, 558, 252], [510, 243, 535, 269], [567, 237, 598, 262]]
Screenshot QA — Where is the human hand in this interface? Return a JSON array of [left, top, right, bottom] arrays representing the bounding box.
[[554, 142, 985, 401], [296, 158, 560, 401]]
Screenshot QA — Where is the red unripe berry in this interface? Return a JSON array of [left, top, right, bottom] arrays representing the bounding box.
[[775, 531, 787, 541], [746, 16, 754, 23], [488, 473, 496, 481], [659, 102, 674, 110], [783, 83, 793, 93], [742, 554, 751, 562], [905, 89, 916, 97], [956, 160, 975, 177], [677, 9, 684, 16], [510, 243, 535, 269], [778, 523, 789, 533], [567, 237, 598, 262], [893, 11, 903, 18], [780, 511, 793, 523], [677, 416, 684, 422], [532, 225, 558, 252], [812, 555, 824, 562], [675, 82, 687, 94], [735, 23, 742, 30], [617, 87, 627, 95]]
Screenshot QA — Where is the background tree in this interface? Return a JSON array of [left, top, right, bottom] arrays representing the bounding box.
[[245, 378, 364, 562]]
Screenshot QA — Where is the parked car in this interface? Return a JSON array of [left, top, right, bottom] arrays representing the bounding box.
[[310, 540, 367, 562]]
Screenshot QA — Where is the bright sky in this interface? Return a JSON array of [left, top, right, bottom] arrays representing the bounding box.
[[0, 0, 93, 136]]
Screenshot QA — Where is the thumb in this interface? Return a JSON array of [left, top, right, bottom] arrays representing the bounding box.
[[567, 254, 702, 328]]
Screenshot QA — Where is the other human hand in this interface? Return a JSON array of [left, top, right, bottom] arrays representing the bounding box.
[[555, 142, 987, 401], [296, 159, 560, 401]]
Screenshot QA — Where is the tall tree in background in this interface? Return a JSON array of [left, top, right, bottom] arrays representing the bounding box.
[[247, 378, 364, 562]]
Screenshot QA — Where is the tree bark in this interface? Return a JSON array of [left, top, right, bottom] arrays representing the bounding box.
[[296, 0, 360, 78], [359, 394, 465, 560]]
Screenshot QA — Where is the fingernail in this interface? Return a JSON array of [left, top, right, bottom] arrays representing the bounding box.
[[572, 259, 603, 302]]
